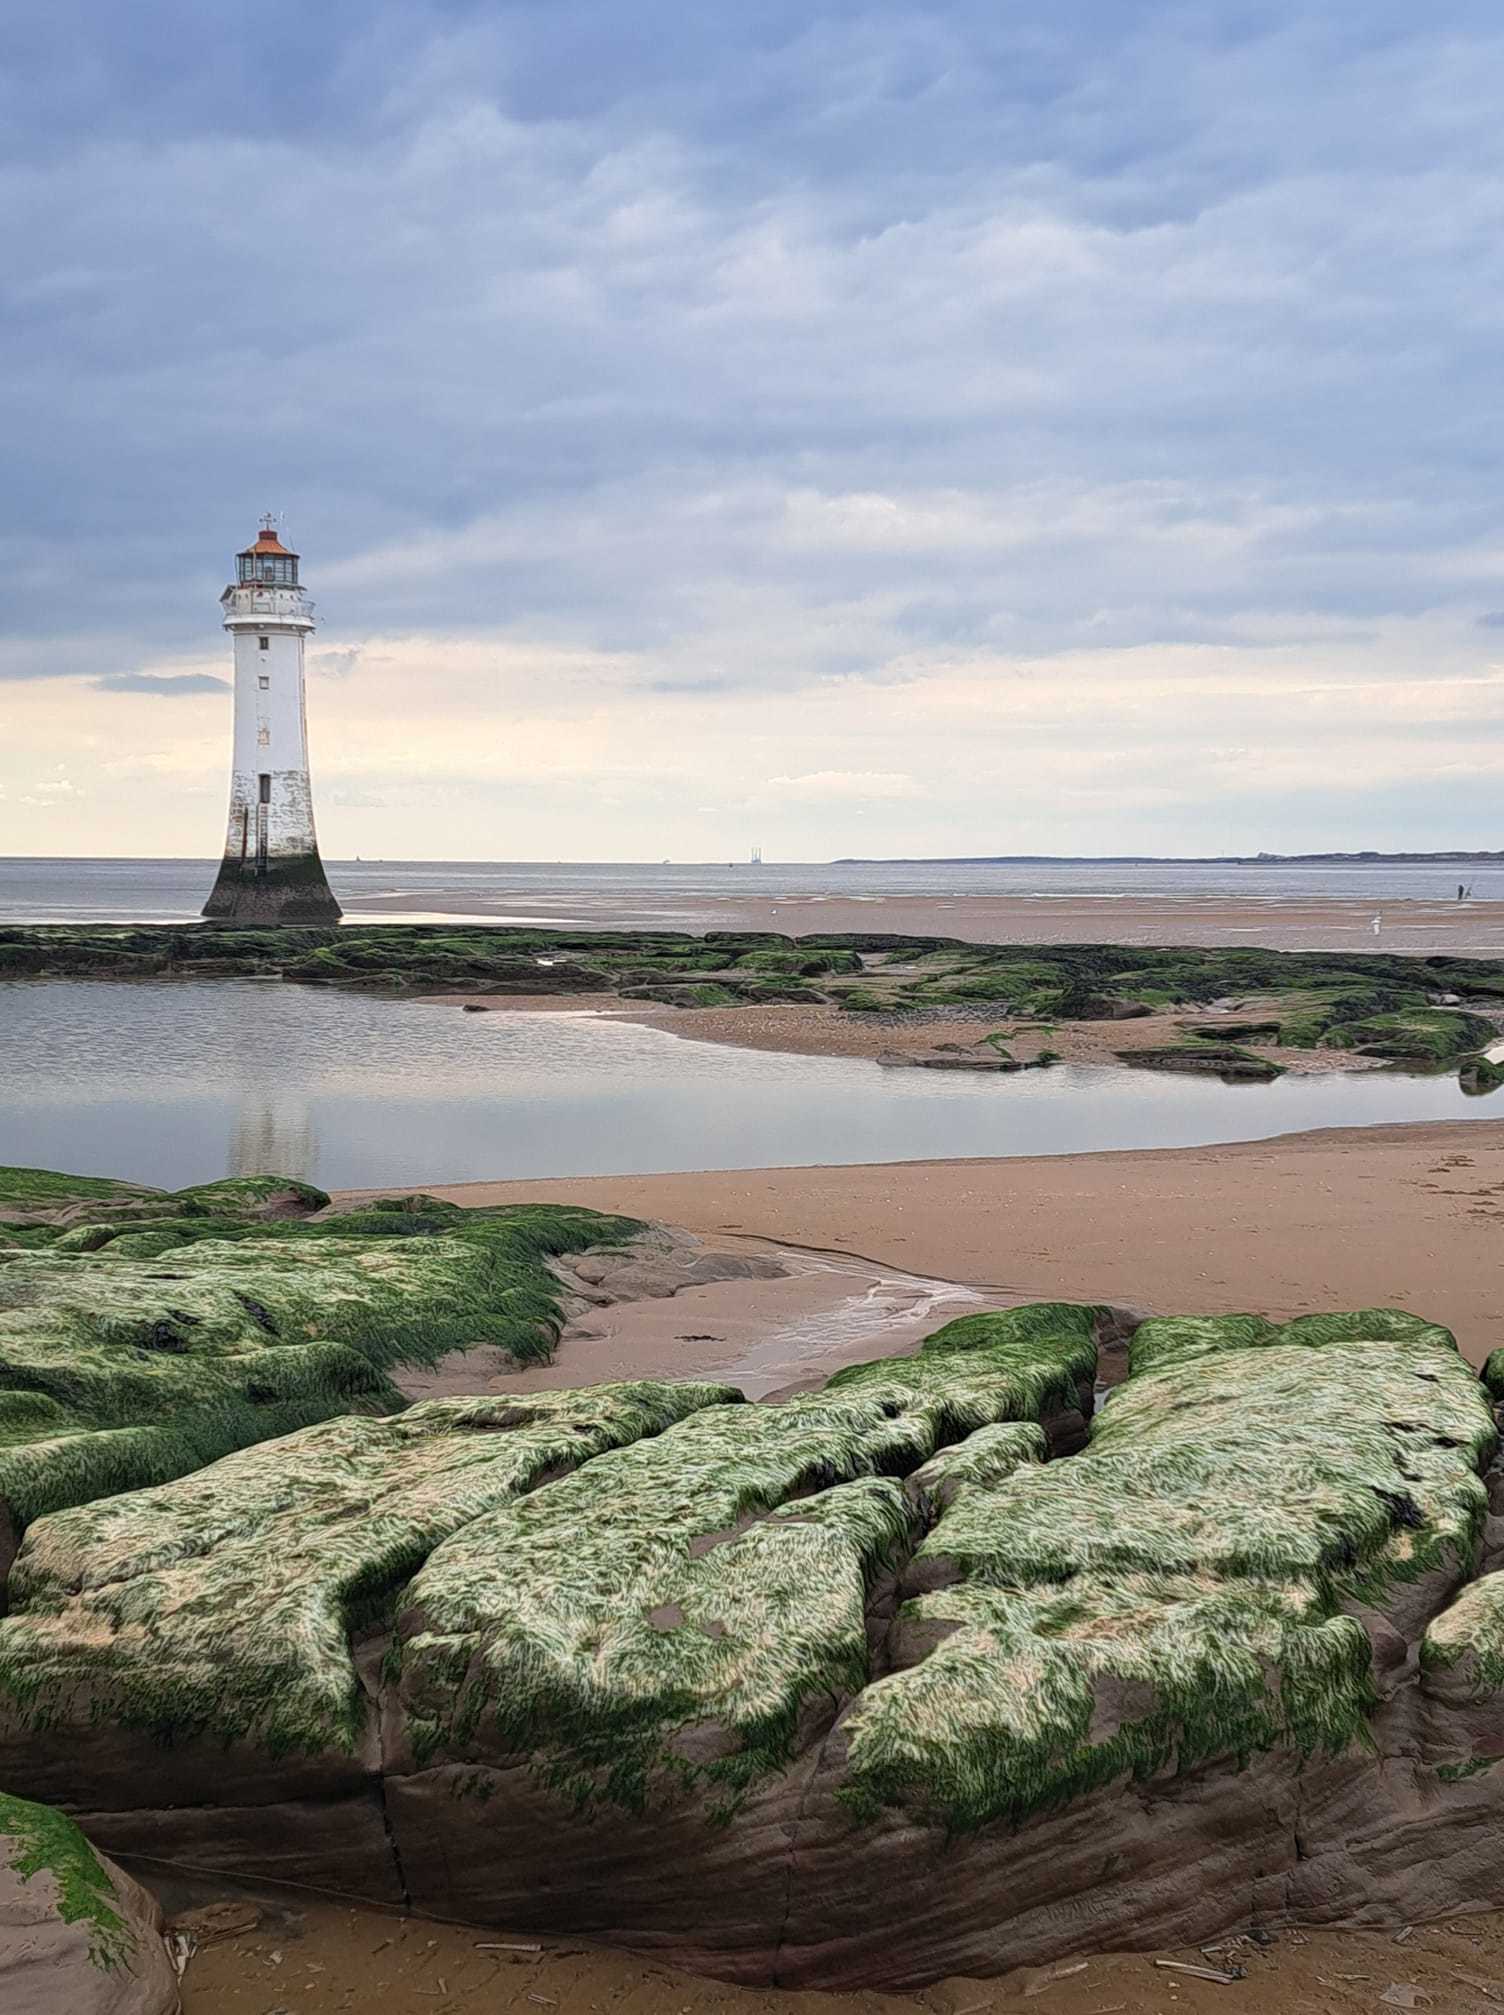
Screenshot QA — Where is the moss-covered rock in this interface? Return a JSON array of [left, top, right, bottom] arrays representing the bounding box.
[[8, 927, 1504, 1077], [839, 1313, 1494, 1832], [1423, 1571, 1504, 1698], [1460, 1053, 1504, 1096], [1, 1261, 1503, 1984], [1117, 1042, 1285, 1081], [0, 1167, 157, 1219], [0, 1172, 644, 1553], [0, 1381, 733, 1770], [392, 1305, 1100, 1811], [620, 982, 741, 1008], [0, 1790, 177, 2008], [173, 1173, 330, 1216], [1320, 1008, 1496, 1064]]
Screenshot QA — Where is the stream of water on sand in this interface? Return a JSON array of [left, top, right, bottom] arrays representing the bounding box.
[[0, 980, 1494, 1192]]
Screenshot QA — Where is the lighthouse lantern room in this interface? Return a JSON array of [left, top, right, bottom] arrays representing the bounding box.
[[202, 518, 341, 924]]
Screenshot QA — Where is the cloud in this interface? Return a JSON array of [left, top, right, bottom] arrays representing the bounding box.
[[8, 5, 1504, 854], [309, 648, 362, 679], [93, 672, 228, 696], [763, 770, 921, 801], [18, 764, 82, 806]]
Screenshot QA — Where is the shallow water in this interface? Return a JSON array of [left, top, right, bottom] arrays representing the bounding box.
[[0, 980, 1494, 1191], [5, 853, 1504, 924]]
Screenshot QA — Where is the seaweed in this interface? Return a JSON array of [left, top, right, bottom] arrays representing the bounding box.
[[0, 1170, 645, 1539], [392, 1307, 1101, 1811], [839, 1311, 1495, 1831], [0, 1790, 132, 1970]]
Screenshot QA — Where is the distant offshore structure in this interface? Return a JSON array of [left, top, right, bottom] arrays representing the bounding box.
[[202, 519, 341, 924]]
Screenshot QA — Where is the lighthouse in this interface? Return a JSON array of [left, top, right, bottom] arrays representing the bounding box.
[[202, 519, 341, 924]]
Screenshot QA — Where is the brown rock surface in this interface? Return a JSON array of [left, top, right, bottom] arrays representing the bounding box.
[[7, 1304, 1504, 1989], [0, 1793, 179, 2015]]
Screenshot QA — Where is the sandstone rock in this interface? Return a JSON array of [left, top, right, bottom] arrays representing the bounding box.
[[0, 1176, 646, 1558], [2, 1298, 1504, 1988], [0, 1791, 178, 2015], [0, 1380, 733, 1856]]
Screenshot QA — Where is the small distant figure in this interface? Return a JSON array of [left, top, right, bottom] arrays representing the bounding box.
[[1371, 911, 1382, 937], [1459, 883, 1466, 901]]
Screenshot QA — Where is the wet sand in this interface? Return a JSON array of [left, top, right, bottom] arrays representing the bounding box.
[[434, 991, 1383, 1075], [177, 1871, 1504, 2015], [371, 884, 1504, 951], [392, 1240, 1002, 1402], [352, 1118, 1504, 1370]]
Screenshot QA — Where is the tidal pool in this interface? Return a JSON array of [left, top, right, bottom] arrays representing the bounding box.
[[0, 979, 1493, 1191]]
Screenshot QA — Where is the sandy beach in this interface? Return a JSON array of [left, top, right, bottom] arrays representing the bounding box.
[[371, 884, 1504, 953], [431, 989, 1396, 1074], [215, 1117, 1504, 2014], [176, 1885, 1504, 2015], [348, 1117, 1504, 1371]]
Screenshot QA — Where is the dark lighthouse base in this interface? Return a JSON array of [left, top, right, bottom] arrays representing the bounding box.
[[201, 851, 343, 926]]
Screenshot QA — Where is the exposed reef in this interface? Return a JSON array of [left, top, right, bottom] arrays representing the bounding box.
[[4, 922, 1503, 1087], [0, 1171, 645, 1570], [2, 1201, 1504, 1987]]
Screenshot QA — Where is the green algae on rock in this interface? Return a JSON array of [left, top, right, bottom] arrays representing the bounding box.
[[0, 1381, 734, 1763], [0, 1244, 1503, 1987], [0, 1789, 130, 1970], [391, 1307, 1102, 1811], [0, 1169, 645, 1553], [0, 1166, 158, 1217], [0, 1791, 180, 2012], [838, 1311, 1495, 1833], [6, 924, 1504, 1069], [1423, 1571, 1504, 1699]]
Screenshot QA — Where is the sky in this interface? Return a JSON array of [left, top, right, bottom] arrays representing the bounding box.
[[5, 1, 1504, 862]]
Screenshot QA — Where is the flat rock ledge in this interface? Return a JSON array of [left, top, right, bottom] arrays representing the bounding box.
[[2, 1292, 1504, 1987]]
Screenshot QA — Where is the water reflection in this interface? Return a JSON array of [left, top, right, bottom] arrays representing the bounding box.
[[0, 979, 1492, 1194], [230, 1086, 314, 1180]]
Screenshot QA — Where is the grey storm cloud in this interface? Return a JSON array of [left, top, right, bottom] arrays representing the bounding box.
[[5, 1, 1504, 690]]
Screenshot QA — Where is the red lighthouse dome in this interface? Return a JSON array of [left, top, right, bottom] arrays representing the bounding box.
[[236, 516, 300, 588]]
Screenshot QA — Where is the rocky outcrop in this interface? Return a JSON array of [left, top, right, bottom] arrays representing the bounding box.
[[3, 1295, 1504, 1987], [551, 1225, 787, 1308], [0, 1381, 732, 1894], [0, 1172, 647, 1568], [875, 1047, 1026, 1071], [1117, 1042, 1284, 1081], [0, 1792, 178, 2014]]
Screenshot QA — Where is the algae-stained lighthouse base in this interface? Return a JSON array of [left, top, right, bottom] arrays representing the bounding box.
[[203, 519, 341, 925]]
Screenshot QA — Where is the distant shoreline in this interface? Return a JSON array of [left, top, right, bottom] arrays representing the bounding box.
[[5, 848, 1504, 868], [833, 849, 1504, 866]]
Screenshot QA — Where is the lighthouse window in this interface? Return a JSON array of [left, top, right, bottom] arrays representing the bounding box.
[[258, 675, 269, 689], [258, 636, 270, 650], [258, 773, 272, 804]]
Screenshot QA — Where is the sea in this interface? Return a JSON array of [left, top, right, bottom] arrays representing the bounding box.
[[2, 857, 1501, 1188], [3, 855, 1504, 928]]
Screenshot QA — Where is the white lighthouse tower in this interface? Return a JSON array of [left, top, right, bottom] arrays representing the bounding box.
[[202, 519, 341, 924]]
